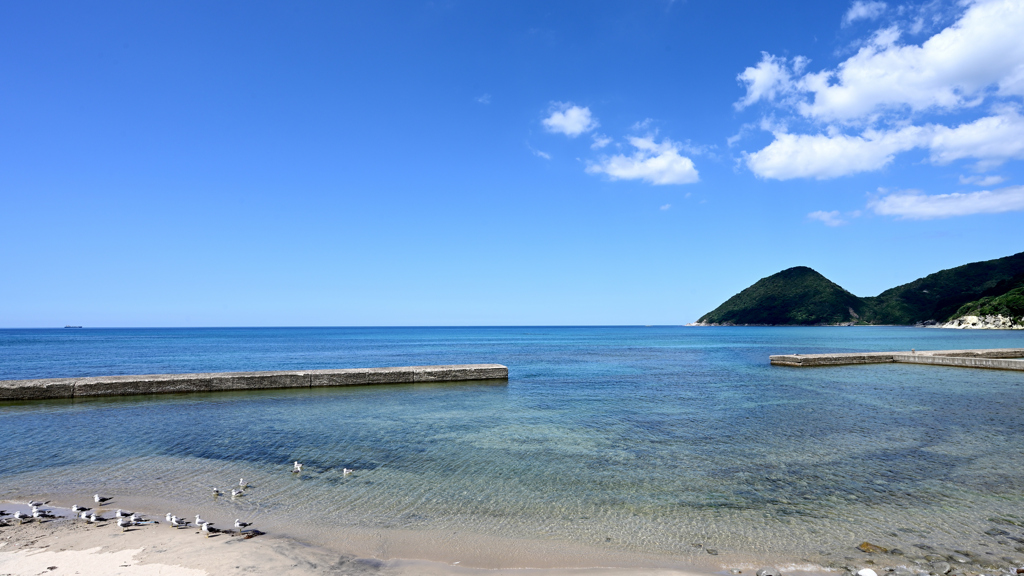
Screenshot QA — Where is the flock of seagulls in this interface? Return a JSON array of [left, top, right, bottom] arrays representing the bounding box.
[[2, 461, 354, 536]]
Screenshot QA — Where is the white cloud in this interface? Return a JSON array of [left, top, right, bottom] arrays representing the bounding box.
[[803, 1, 1024, 122], [843, 1, 887, 27], [868, 185, 1024, 219], [528, 145, 551, 160], [476, 93, 491, 104], [735, 53, 806, 110], [586, 136, 699, 185], [746, 110, 1024, 179], [927, 108, 1024, 167], [808, 210, 846, 226], [591, 134, 612, 149], [959, 174, 1006, 186], [542, 103, 598, 137], [631, 118, 654, 131], [660, 204, 672, 211], [737, 0, 1024, 123], [745, 125, 925, 180]]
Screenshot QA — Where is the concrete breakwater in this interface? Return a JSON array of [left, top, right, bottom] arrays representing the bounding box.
[[0, 364, 509, 402], [770, 348, 1024, 371]]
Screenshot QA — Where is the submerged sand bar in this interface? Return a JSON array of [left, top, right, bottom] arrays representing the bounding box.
[[0, 363, 509, 401], [770, 348, 1024, 370]]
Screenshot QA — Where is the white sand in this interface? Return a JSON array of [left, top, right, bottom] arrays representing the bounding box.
[[0, 513, 722, 576]]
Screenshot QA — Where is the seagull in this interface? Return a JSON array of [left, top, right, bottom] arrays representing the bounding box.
[[130, 513, 142, 523], [171, 516, 190, 529], [293, 461, 302, 473], [118, 517, 132, 532], [80, 511, 90, 521], [115, 509, 132, 518], [195, 514, 211, 527], [239, 478, 248, 489], [201, 522, 213, 538], [212, 487, 222, 496], [14, 511, 27, 524], [27, 500, 46, 507], [71, 505, 90, 512], [231, 489, 244, 498], [165, 512, 173, 522], [342, 468, 353, 476], [234, 519, 252, 534], [89, 513, 100, 523], [94, 494, 112, 503]]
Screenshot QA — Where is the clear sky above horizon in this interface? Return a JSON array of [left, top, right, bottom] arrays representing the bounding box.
[[3, 0, 1023, 327]]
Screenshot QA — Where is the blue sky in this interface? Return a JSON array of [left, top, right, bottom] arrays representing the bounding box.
[[2, 0, 1023, 327]]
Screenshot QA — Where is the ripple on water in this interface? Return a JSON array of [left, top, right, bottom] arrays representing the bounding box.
[[2, 326, 1024, 568]]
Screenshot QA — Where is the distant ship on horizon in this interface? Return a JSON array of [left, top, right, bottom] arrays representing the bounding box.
[[64, 325, 83, 329]]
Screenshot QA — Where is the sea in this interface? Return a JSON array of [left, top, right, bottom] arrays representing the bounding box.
[[2, 326, 1023, 572]]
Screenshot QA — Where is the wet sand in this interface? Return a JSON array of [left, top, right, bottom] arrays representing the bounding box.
[[0, 499, 823, 576]]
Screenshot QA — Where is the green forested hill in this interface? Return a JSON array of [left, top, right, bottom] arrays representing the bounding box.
[[951, 282, 1024, 321], [696, 251, 1024, 326], [697, 267, 865, 325], [860, 252, 1024, 324]]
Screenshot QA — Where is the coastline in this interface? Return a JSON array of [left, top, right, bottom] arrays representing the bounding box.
[[0, 499, 815, 576]]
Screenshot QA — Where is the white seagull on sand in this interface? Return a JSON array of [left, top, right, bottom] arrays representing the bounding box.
[[170, 515, 190, 529], [118, 517, 132, 532], [195, 514, 211, 527], [13, 511, 27, 524], [234, 519, 252, 534], [201, 522, 213, 537]]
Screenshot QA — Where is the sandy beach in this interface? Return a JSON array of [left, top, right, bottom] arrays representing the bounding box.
[[0, 501, 727, 576]]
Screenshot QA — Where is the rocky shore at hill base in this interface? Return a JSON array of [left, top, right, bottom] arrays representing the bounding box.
[[939, 315, 1024, 330]]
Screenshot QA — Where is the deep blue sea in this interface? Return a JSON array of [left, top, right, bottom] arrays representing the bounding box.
[[2, 326, 1024, 571]]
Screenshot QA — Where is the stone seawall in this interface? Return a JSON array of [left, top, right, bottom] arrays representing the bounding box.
[[770, 349, 1024, 371], [0, 364, 509, 402]]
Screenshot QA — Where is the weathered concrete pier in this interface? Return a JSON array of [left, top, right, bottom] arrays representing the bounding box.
[[770, 348, 1024, 371], [0, 364, 509, 402]]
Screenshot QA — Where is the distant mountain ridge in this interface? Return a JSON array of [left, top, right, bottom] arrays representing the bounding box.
[[695, 251, 1024, 326]]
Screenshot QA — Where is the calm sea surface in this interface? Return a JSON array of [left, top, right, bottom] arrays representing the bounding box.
[[2, 327, 1024, 570]]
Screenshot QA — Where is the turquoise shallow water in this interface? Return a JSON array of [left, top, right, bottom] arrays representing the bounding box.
[[2, 326, 1024, 569]]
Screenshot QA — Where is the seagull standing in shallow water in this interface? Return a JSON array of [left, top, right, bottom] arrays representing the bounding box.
[[293, 461, 302, 473], [343, 468, 353, 476], [231, 489, 244, 498], [212, 487, 222, 496], [239, 478, 248, 489]]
